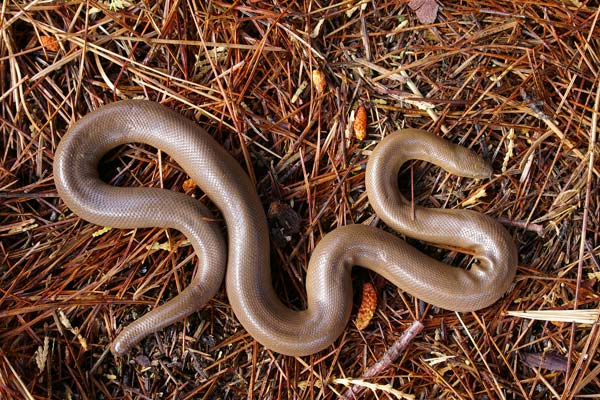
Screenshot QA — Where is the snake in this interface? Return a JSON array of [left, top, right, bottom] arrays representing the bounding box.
[[53, 100, 517, 357]]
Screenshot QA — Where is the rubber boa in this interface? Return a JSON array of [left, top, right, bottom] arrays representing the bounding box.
[[53, 100, 517, 356]]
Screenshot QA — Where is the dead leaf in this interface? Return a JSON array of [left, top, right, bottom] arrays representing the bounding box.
[[311, 69, 327, 95], [183, 178, 196, 192], [522, 352, 569, 372], [408, 0, 439, 24], [268, 202, 301, 247], [40, 36, 59, 51]]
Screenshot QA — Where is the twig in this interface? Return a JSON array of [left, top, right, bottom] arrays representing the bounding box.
[[340, 320, 424, 400]]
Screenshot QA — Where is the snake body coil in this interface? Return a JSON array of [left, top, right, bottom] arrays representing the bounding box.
[[53, 100, 517, 356]]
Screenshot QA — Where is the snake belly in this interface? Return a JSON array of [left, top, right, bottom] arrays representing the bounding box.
[[53, 100, 517, 356]]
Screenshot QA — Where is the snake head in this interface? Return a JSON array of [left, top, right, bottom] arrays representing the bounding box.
[[467, 156, 493, 180], [453, 146, 494, 180]]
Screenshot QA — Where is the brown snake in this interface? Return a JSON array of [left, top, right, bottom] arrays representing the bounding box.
[[53, 100, 517, 356]]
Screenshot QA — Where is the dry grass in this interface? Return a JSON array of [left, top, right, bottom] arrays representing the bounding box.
[[1, 0, 599, 399]]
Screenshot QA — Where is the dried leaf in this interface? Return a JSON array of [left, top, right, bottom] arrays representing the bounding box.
[[522, 352, 569, 372], [134, 354, 151, 367], [310, 18, 325, 38], [183, 178, 197, 192], [353, 105, 367, 141], [268, 202, 301, 236], [268, 202, 301, 247], [311, 69, 327, 94], [345, 0, 368, 18], [147, 241, 172, 251], [587, 271, 600, 280], [355, 282, 377, 330], [109, 0, 131, 11], [40, 36, 59, 51], [408, 0, 439, 24]]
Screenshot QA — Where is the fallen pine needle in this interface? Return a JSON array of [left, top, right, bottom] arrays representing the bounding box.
[[507, 309, 600, 324]]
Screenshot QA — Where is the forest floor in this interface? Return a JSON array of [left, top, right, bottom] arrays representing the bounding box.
[[1, 1, 599, 399]]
